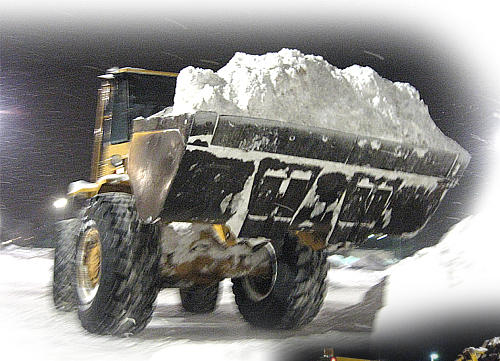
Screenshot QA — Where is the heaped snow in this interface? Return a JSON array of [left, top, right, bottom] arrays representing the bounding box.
[[371, 209, 500, 343], [165, 48, 467, 159], [0, 245, 379, 361]]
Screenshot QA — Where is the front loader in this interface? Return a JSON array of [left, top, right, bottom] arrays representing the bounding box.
[[52, 67, 469, 335]]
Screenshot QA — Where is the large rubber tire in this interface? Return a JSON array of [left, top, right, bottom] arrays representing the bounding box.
[[52, 218, 81, 311], [76, 193, 161, 336], [179, 283, 220, 313], [232, 236, 328, 329]]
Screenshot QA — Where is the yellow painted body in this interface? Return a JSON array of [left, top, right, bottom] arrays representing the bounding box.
[[77, 130, 178, 196], [456, 350, 482, 361], [321, 347, 374, 361], [296, 230, 327, 250], [69, 141, 131, 198], [113, 67, 178, 78], [98, 142, 130, 178], [67, 176, 130, 198]]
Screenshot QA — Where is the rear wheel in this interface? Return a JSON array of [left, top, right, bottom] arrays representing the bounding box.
[[232, 235, 328, 329], [52, 218, 81, 311], [179, 283, 220, 313], [76, 193, 161, 336]]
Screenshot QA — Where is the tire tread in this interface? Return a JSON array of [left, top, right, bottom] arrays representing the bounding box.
[[77, 193, 160, 336], [232, 237, 328, 329]]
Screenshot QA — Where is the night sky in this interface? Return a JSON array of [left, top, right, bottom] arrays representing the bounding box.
[[1, 2, 499, 359]]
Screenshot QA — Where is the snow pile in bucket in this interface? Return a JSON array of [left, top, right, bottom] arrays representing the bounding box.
[[372, 209, 500, 341], [167, 48, 467, 158]]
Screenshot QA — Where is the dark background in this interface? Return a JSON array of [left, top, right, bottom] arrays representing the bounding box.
[[1, 2, 499, 360]]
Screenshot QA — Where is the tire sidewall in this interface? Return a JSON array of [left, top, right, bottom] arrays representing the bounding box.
[[76, 218, 110, 314], [76, 210, 118, 328]]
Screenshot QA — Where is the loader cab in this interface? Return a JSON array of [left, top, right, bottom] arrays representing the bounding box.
[[90, 67, 178, 182]]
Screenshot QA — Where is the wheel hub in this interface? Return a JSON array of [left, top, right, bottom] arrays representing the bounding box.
[[241, 243, 277, 302], [76, 227, 102, 306]]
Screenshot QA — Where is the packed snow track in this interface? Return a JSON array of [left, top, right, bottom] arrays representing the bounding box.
[[0, 246, 383, 361]]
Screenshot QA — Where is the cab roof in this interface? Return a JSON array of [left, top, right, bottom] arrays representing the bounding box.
[[99, 67, 178, 79]]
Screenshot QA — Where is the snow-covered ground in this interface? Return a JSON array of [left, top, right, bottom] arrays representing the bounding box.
[[4, 215, 497, 360], [0, 246, 383, 361]]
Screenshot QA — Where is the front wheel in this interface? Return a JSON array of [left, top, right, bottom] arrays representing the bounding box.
[[76, 193, 161, 336], [52, 218, 81, 311], [232, 235, 328, 329]]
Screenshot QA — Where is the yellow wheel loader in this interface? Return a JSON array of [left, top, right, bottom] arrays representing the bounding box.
[[455, 337, 500, 361], [52, 67, 469, 336]]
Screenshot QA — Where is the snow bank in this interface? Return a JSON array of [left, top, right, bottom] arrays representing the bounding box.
[[381, 214, 500, 306], [372, 210, 500, 341], [167, 48, 466, 157]]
